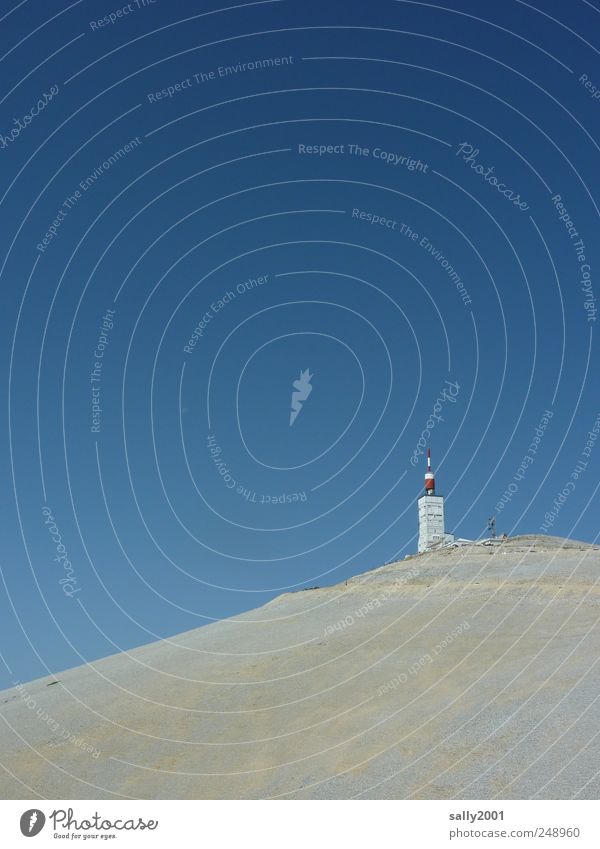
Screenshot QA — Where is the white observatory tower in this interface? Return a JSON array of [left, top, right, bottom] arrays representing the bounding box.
[[417, 448, 454, 552]]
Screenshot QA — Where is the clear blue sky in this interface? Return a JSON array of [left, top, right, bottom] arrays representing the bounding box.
[[1, 0, 598, 689]]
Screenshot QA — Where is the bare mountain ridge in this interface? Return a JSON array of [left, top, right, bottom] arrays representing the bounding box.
[[1, 535, 598, 799]]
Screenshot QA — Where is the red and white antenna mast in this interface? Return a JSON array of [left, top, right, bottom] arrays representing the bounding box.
[[424, 448, 435, 495]]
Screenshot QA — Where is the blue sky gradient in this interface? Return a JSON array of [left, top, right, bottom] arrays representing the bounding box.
[[1, 0, 599, 688]]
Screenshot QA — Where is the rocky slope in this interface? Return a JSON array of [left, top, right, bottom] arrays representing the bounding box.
[[1, 535, 599, 799]]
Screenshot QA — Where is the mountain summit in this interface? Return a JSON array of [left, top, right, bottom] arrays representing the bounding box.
[[1, 535, 598, 799]]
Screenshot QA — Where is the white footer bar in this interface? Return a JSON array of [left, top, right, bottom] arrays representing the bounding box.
[[1, 799, 597, 848]]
